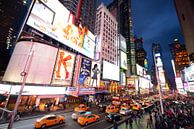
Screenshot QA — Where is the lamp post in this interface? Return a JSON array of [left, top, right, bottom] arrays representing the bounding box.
[[8, 48, 34, 129], [153, 51, 164, 114]]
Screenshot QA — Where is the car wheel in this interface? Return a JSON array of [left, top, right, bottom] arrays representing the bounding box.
[[41, 124, 46, 128], [85, 122, 88, 126], [59, 120, 63, 124]]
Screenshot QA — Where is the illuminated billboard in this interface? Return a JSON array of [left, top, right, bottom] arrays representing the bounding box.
[[102, 61, 120, 81], [52, 49, 75, 85], [119, 35, 126, 52], [78, 57, 101, 87], [184, 64, 194, 82], [120, 51, 127, 70], [155, 53, 163, 67], [27, 0, 95, 59], [3, 41, 58, 84]]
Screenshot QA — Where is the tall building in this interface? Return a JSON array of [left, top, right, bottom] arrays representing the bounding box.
[[169, 39, 190, 77], [134, 37, 147, 67], [174, 0, 194, 57], [59, 0, 97, 33], [152, 43, 166, 91], [0, 0, 33, 78], [108, 0, 136, 76], [95, 4, 118, 65]]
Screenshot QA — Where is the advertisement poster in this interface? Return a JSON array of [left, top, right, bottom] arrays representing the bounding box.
[[27, 0, 95, 59], [90, 61, 101, 87], [78, 57, 101, 87], [52, 49, 75, 85], [78, 58, 92, 86], [3, 41, 58, 84]]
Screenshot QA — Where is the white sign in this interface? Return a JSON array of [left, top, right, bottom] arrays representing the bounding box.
[[175, 77, 183, 89], [102, 61, 120, 81], [120, 51, 127, 70]]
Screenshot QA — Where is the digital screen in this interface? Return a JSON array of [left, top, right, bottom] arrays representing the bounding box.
[[27, 0, 95, 59]]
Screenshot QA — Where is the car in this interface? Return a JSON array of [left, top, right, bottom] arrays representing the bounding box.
[[120, 103, 130, 109], [98, 103, 108, 112], [119, 107, 132, 115], [71, 111, 92, 120], [77, 114, 100, 126], [34, 114, 65, 128], [74, 104, 89, 112], [105, 113, 122, 122], [105, 105, 119, 114]]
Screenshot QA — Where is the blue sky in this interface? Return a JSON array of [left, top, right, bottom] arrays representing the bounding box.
[[101, 0, 184, 84]]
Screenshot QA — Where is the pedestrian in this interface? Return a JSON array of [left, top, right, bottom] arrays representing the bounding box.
[[129, 117, 133, 129], [113, 121, 118, 129], [125, 119, 129, 129], [147, 118, 152, 129]]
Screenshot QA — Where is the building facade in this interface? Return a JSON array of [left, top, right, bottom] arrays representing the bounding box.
[[95, 4, 118, 65], [169, 39, 190, 77], [174, 0, 194, 57], [60, 0, 97, 33], [108, 0, 136, 76]]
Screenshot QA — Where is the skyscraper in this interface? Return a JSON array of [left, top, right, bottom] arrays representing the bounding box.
[[174, 0, 194, 57], [95, 4, 118, 65], [0, 0, 33, 78], [108, 0, 136, 76], [169, 39, 190, 77], [59, 0, 97, 33], [134, 37, 147, 67]]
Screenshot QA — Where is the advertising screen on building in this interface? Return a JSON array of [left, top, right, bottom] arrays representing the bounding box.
[[27, 0, 95, 59], [155, 53, 163, 67], [102, 61, 120, 81], [175, 77, 183, 89], [52, 49, 75, 86], [184, 64, 194, 82], [120, 72, 126, 86], [158, 68, 166, 85], [78, 57, 101, 87], [119, 35, 126, 52], [136, 64, 146, 77], [120, 51, 127, 70], [3, 41, 58, 84]]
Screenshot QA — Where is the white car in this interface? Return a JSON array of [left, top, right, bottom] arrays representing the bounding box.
[[71, 111, 91, 120], [119, 108, 132, 115]]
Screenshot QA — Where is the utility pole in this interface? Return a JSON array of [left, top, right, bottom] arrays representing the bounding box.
[[8, 48, 34, 129]]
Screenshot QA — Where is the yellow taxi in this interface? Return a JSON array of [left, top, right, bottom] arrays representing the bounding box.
[[74, 104, 89, 112], [34, 114, 65, 128], [77, 114, 100, 126], [120, 103, 130, 109], [105, 105, 119, 114], [132, 104, 142, 111]]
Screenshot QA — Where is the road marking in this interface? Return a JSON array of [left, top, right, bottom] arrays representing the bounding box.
[[81, 119, 106, 129], [13, 123, 34, 129]]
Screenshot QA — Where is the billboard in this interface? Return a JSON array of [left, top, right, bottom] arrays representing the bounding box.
[[119, 35, 126, 52], [78, 57, 101, 87], [3, 41, 57, 84], [52, 49, 75, 85], [120, 72, 126, 86], [27, 0, 95, 59], [136, 64, 146, 77], [175, 77, 183, 89], [102, 61, 120, 81], [155, 53, 163, 67], [184, 64, 194, 82], [120, 51, 127, 70]]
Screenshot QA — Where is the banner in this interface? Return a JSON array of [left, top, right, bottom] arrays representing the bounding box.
[[52, 49, 75, 85]]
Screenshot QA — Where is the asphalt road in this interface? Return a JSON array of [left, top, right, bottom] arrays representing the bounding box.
[[0, 108, 149, 129]]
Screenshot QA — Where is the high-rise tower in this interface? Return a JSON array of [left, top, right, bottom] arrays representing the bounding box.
[[108, 0, 136, 76]]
